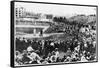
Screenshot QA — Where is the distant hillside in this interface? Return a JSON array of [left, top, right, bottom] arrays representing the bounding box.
[[68, 14, 96, 24]]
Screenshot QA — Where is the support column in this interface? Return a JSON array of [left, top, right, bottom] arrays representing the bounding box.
[[40, 29, 43, 36]]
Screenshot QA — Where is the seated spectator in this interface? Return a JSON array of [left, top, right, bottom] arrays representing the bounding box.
[[27, 50, 42, 64], [15, 51, 23, 65]]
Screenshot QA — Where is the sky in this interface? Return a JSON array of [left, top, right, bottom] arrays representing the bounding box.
[[15, 2, 96, 17]]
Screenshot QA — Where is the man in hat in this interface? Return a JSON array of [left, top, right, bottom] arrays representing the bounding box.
[[27, 46, 42, 64], [55, 48, 59, 59]]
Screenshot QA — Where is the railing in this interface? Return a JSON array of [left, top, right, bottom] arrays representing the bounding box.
[[16, 21, 49, 26]]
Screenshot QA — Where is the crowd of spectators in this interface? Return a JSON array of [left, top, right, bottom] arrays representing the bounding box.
[[15, 15, 97, 65]]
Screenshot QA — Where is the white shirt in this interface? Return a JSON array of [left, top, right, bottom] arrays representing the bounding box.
[[55, 51, 59, 58], [27, 46, 33, 52], [81, 56, 88, 62]]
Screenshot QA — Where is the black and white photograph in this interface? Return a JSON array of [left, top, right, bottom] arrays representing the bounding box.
[[11, 1, 98, 67]]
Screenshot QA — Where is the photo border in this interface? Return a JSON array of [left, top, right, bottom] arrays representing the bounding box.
[[10, 1, 98, 67]]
